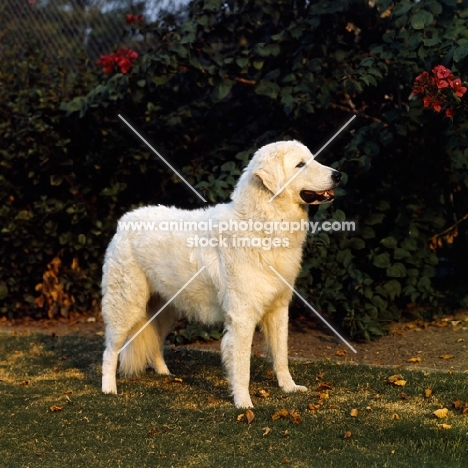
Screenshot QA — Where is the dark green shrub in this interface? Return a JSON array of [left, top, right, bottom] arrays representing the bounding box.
[[3, 0, 468, 340], [0, 42, 104, 318]]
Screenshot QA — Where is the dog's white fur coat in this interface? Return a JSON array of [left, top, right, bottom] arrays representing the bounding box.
[[101, 140, 340, 408]]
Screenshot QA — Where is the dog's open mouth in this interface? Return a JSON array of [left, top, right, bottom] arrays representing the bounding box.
[[300, 189, 335, 204]]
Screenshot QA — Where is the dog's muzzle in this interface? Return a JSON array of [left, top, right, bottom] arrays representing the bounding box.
[[300, 170, 341, 204]]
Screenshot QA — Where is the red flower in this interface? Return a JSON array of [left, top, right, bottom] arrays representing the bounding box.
[[98, 48, 139, 74], [451, 78, 467, 97], [433, 65, 451, 79], [413, 64, 467, 116], [436, 79, 449, 89], [126, 14, 144, 24], [423, 96, 432, 108], [414, 71, 429, 83], [412, 85, 425, 95], [432, 100, 443, 112], [98, 55, 115, 74], [116, 57, 132, 74]]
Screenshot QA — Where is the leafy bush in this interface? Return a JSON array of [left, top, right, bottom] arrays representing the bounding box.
[[0, 42, 106, 318], [3, 0, 468, 340]]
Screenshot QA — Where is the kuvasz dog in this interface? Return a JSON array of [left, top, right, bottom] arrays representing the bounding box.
[[101, 140, 341, 408]]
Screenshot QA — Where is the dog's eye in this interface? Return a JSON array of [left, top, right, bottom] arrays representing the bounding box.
[[296, 162, 306, 168]]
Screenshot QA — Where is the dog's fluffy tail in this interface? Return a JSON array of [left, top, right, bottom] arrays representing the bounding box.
[[119, 319, 160, 377]]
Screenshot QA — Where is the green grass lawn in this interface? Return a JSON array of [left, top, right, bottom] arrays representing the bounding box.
[[1, 334, 468, 467]]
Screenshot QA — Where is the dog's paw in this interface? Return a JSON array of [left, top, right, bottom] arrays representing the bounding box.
[[292, 384, 308, 393], [147, 365, 173, 375], [102, 380, 118, 394], [233, 394, 254, 409], [281, 382, 308, 393]]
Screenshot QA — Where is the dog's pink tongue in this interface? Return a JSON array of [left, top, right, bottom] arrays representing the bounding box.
[[316, 190, 334, 197]]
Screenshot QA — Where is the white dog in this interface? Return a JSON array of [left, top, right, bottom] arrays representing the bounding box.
[[101, 140, 341, 408]]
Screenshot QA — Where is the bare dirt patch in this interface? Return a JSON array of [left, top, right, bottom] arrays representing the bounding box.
[[2, 312, 468, 372]]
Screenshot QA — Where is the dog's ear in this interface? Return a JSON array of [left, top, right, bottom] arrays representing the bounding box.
[[254, 162, 284, 194]]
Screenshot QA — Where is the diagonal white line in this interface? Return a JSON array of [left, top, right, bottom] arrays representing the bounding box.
[[118, 266, 207, 354], [268, 115, 356, 203], [118, 114, 208, 203], [268, 265, 357, 354]]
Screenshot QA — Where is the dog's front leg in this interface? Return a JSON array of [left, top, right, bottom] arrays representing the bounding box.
[[221, 316, 256, 408], [262, 305, 308, 394]]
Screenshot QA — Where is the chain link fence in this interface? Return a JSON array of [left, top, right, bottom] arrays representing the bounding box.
[[1, 0, 182, 69]]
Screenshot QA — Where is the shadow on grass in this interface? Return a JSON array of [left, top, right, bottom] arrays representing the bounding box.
[[1, 334, 468, 468]]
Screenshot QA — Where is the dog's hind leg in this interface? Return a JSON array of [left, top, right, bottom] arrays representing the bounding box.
[[102, 300, 149, 393], [101, 256, 150, 394], [102, 326, 131, 394], [146, 296, 178, 375]]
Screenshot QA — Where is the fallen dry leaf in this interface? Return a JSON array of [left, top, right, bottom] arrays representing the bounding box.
[[316, 383, 332, 391], [440, 354, 455, 360], [453, 399, 462, 410], [49, 405, 63, 412], [245, 409, 255, 424], [406, 322, 419, 330], [391, 413, 400, 420], [393, 380, 407, 387], [272, 409, 289, 421], [387, 374, 404, 383], [262, 427, 271, 437], [462, 403, 468, 415], [433, 408, 449, 419], [272, 409, 302, 424], [336, 349, 347, 357], [319, 392, 329, 400], [437, 423, 452, 430], [257, 389, 270, 398], [147, 428, 159, 435], [366, 406, 373, 412], [308, 403, 321, 412], [343, 430, 352, 439], [407, 357, 421, 363], [290, 411, 302, 424], [435, 321, 449, 328], [237, 413, 245, 422], [350, 408, 359, 417], [424, 389, 432, 399], [174, 377, 183, 383]]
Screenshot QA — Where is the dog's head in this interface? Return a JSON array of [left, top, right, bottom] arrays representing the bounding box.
[[250, 140, 341, 205]]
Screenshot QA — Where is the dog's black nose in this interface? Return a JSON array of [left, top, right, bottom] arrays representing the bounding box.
[[331, 170, 341, 183]]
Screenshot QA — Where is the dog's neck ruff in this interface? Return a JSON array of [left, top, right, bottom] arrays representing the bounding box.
[[230, 177, 309, 247]]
